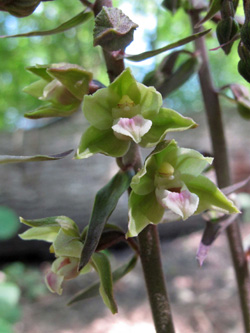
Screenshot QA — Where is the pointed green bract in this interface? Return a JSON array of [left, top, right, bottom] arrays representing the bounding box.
[[79, 169, 134, 270], [127, 140, 239, 237]]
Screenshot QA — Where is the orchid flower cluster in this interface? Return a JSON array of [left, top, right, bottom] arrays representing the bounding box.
[[20, 67, 239, 300]]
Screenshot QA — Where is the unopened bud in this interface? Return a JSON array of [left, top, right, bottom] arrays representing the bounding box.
[[216, 17, 239, 54]]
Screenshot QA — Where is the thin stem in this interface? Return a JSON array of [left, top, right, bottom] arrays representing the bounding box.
[[189, 10, 250, 332], [138, 224, 175, 333]]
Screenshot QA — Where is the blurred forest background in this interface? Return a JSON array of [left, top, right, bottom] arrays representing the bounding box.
[[0, 0, 250, 332]]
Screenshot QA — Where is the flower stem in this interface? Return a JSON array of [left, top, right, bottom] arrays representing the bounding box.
[[138, 224, 175, 333], [189, 10, 250, 332]]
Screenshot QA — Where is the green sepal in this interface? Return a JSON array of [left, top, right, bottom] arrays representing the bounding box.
[[140, 108, 197, 148], [19, 226, 60, 242], [127, 191, 164, 238], [19, 216, 79, 236], [83, 88, 118, 130], [24, 103, 80, 119], [23, 79, 48, 98], [78, 169, 134, 270], [91, 252, 118, 314], [68, 255, 137, 305], [47, 65, 93, 100], [0, 150, 73, 165], [53, 229, 83, 258], [76, 126, 130, 159], [183, 175, 240, 214], [26, 64, 52, 81]]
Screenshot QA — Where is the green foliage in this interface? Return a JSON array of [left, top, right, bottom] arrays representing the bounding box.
[[0, 206, 19, 240]]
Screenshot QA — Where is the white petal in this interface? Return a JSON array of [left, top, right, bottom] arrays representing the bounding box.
[[156, 188, 199, 220], [112, 115, 152, 143]]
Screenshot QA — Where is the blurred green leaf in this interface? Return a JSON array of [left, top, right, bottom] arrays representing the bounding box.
[[79, 169, 134, 270], [124, 29, 211, 61], [0, 11, 93, 38], [0, 150, 73, 164], [0, 207, 19, 240], [0, 282, 21, 324]]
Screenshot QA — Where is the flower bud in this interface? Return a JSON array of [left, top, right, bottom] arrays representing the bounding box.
[[238, 59, 250, 83], [216, 17, 239, 54], [0, 0, 41, 17], [240, 23, 250, 52]]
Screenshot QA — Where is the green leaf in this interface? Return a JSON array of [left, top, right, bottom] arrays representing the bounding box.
[[79, 169, 134, 270], [68, 255, 137, 305], [0, 150, 73, 164], [195, 0, 222, 27], [94, 7, 138, 51], [0, 207, 19, 240], [24, 102, 80, 119], [91, 252, 117, 314], [20, 215, 79, 233], [124, 29, 211, 61], [0, 11, 93, 38], [76, 126, 130, 159], [184, 174, 240, 214], [140, 108, 197, 148]]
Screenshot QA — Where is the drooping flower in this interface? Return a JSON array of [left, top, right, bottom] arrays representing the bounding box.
[[23, 63, 93, 118], [76, 68, 197, 159], [127, 140, 240, 237], [19, 216, 90, 294]]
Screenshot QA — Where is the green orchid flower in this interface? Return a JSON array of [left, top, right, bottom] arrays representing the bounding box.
[[19, 216, 90, 295], [23, 63, 93, 119], [76, 68, 197, 159], [127, 140, 240, 237]]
